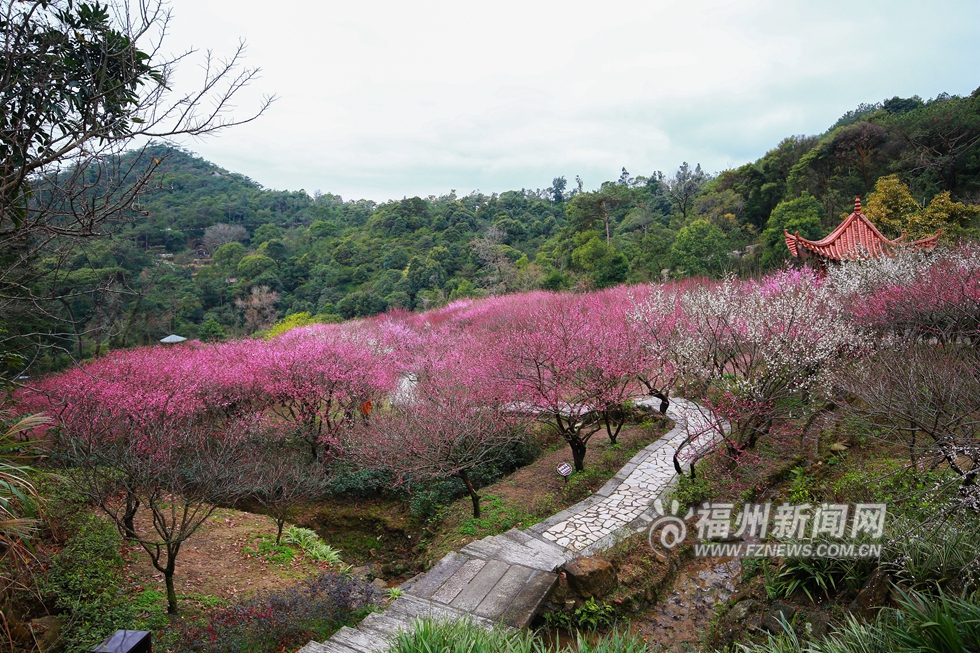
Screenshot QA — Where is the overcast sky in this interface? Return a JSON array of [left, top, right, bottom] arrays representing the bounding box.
[[158, 0, 979, 202]]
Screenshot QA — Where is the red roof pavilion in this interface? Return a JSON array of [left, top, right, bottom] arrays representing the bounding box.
[[784, 197, 940, 265]]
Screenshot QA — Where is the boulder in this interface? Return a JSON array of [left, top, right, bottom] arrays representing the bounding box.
[[803, 609, 834, 640], [763, 600, 798, 633], [849, 568, 890, 620], [728, 599, 760, 621], [564, 556, 618, 599], [29, 616, 62, 652]]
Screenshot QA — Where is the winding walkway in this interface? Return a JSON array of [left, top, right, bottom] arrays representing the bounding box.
[[298, 398, 719, 653]]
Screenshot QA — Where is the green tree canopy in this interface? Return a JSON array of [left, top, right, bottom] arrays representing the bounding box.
[[760, 193, 825, 269], [669, 219, 729, 277]]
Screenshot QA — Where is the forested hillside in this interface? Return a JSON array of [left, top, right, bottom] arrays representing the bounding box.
[[8, 88, 980, 372]]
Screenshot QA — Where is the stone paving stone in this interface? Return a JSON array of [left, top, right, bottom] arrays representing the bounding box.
[[331, 626, 390, 653], [430, 558, 486, 605], [406, 551, 469, 599], [473, 564, 536, 620], [500, 570, 560, 629], [450, 559, 511, 612]]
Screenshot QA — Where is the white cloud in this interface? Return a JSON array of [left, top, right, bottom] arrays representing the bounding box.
[[159, 0, 980, 200]]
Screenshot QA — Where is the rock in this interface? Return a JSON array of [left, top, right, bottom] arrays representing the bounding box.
[[564, 556, 618, 599], [28, 616, 62, 652], [849, 568, 890, 620], [745, 616, 765, 632], [371, 578, 388, 593], [803, 609, 834, 640], [351, 564, 382, 579], [763, 600, 798, 633], [728, 599, 760, 621]]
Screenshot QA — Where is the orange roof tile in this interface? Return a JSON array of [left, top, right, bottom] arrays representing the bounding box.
[[785, 197, 940, 262]]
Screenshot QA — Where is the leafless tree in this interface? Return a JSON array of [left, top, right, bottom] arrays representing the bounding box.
[[844, 343, 980, 503], [0, 0, 274, 377], [245, 432, 328, 544], [203, 223, 249, 254], [235, 285, 279, 331], [54, 417, 253, 614]]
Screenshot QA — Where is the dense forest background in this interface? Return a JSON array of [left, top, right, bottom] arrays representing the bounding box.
[[8, 88, 980, 372]]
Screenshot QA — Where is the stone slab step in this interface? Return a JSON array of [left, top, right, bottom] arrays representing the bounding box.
[[330, 626, 390, 653], [501, 530, 570, 565], [500, 570, 560, 629], [461, 535, 565, 572], [405, 551, 471, 599], [296, 642, 360, 653], [472, 564, 536, 621], [450, 559, 511, 612], [430, 557, 486, 604], [357, 612, 413, 639], [386, 593, 491, 626]]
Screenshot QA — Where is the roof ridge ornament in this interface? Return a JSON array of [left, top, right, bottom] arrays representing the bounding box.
[[854, 196, 862, 214]]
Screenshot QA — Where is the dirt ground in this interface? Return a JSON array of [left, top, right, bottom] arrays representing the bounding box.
[[120, 505, 327, 612]]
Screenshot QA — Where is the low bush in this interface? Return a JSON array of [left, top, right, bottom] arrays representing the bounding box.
[[389, 618, 647, 653], [166, 571, 381, 653], [40, 513, 137, 651], [737, 589, 980, 653]]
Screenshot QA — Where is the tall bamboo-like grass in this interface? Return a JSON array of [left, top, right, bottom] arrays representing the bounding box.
[[388, 618, 649, 653], [736, 590, 980, 653]]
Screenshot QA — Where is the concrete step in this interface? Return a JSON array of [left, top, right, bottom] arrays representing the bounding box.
[[357, 612, 413, 639], [296, 642, 360, 653], [500, 570, 560, 629], [449, 559, 510, 612], [429, 557, 486, 604], [405, 551, 471, 600], [330, 626, 390, 653], [471, 564, 535, 621], [385, 593, 490, 625], [461, 534, 565, 572]]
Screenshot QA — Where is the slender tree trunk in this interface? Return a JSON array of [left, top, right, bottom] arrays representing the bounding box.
[[276, 518, 285, 545], [123, 491, 140, 540], [458, 470, 481, 519], [165, 547, 179, 614], [570, 439, 587, 472], [603, 411, 623, 445]]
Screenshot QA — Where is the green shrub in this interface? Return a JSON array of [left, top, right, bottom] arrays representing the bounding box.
[[881, 515, 980, 593], [738, 590, 980, 652], [41, 513, 136, 651], [670, 472, 714, 507], [389, 619, 647, 653], [772, 546, 876, 602], [282, 526, 343, 564], [573, 597, 615, 630], [390, 618, 544, 653]]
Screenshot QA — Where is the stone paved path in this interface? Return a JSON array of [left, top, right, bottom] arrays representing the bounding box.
[[298, 398, 721, 653]]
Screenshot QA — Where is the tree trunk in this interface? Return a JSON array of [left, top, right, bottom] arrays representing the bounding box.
[[651, 389, 669, 415], [123, 491, 140, 540], [165, 549, 179, 614], [276, 518, 285, 545], [603, 411, 623, 445], [459, 470, 481, 519], [570, 440, 587, 472]]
